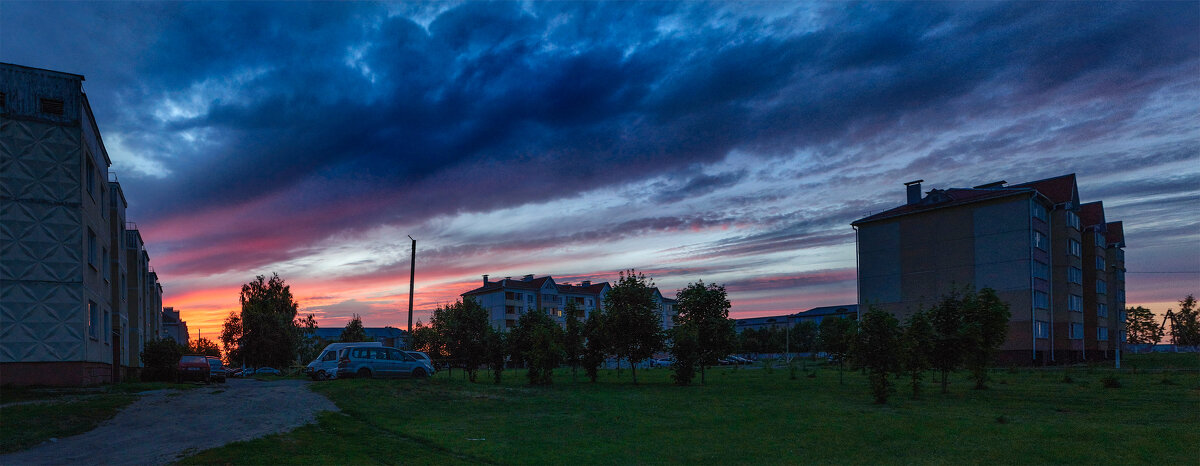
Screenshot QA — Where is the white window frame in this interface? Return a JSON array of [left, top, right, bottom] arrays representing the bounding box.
[[1068, 239, 1081, 257], [1034, 291, 1049, 310], [1098, 327, 1109, 341], [88, 301, 99, 339], [1098, 303, 1108, 317], [1069, 294, 1083, 312], [1070, 322, 1084, 340], [1066, 211, 1080, 230], [1033, 231, 1048, 251], [1097, 280, 1107, 295], [1035, 320, 1049, 339], [1068, 267, 1082, 284]]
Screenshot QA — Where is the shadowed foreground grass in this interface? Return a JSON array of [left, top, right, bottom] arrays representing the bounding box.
[[182, 355, 1198, 464]]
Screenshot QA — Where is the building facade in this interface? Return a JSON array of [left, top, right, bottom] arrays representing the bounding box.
[[461, 275, 611, 331], [734, 305, 858, 333], [852, 174, 1126, 364], [1, 63, 165, 385], [161, 307, 189, 345]]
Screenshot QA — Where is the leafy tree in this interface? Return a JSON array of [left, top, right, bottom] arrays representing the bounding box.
[[411, 321, 445, 364], [1169, 295, 1200, 346], [296, 313, 322, 364], [141, 338, 185, 382], [900, 310, 934, 399], [190, 337, 221, 358], [484, 328, 507, 384], [509, 307, 564, 385], [791, 321, 819, 353], [581, 308, 607, 382], [669, 324, 700, 385], [853, 307, 900, 404], [960, 288, 1011, 389], [236, 273, 302, 369], [430, 299, 490, 382], [818, 316, 856, 384], [602, 270, 665, 384], [673, 281, 735, 384], [1125, 306, 1163, 345], [218, 311, 243, 367], [928, 291, 965, 394], [340, 314, 370, 342], [562, 302, 585, 381]]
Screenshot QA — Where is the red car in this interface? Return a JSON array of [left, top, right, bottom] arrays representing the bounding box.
[[177, 355, 211, 383]]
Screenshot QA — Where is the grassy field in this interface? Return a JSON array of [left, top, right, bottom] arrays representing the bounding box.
[[0, 381, 199, 454], [182, 354, 1199, 464]]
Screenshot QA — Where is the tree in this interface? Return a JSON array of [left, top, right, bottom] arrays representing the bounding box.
[[411, 321, 445, 364], [296, 313, 322, 364], [791, 321, 819, 353], [673, 281, 736, 384], [818, 316, 856, 384], [190, 337, 221, 358], [484, 328, 507, 384], [218, 311, 243, 367], [235, 273, 302, 369], [1125, 306, 1163, 345], [853, 307, 901, 404], [430, 299, 490, 382], [141, 338, 185, 381], [960, 288, 1011, 389], [668, 324, 700, 386], [900, 310, 934, 399], [1169, 295, 1200, 346], [562, 302, 585, 381], [602, 270, 665, 384], [581, 308, 607, 382], [340, 314, 370, 342], [928, 292, 965, 394], [508, 307, 564, 385]]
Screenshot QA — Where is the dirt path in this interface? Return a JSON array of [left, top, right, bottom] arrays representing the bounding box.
[[0, 378, 338, 465]]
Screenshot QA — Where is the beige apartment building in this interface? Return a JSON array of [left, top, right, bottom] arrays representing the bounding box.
[[852, 174, 1126, 364]]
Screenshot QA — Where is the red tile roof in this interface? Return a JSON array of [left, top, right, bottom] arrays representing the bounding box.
[[1009, 173, 1078, 205], [1079, 201, 1106, 228], [1105, 221, 1125, 246], [853, 188, 1033, 225], [556, 282, 609, 295], [461, 276, 553, 296]]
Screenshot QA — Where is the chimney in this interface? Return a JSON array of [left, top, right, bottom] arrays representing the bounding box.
[[581, 280, 591, 287], [523, 274, 534, 281], [482, 274, 489, 285], [905, 179, 924, 205]]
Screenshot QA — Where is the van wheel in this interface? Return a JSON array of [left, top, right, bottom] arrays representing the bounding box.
[[357, 368, 371, 379], [412, 368, 427, 378], [314, 370, 327, 381]]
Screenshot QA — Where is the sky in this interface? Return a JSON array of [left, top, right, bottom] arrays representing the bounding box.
[[2, 1, 1198, 341]]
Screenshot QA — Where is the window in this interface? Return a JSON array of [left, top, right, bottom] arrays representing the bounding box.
[[1066, 211, 1080, 230], [0, 92, 6, 108], [1068, 239, 1081, 257], [1096, 256, 1106, 271], [1070, 322, 1084, 339], [1034, 291, 1049, 310], [1098, 327, 1109, 341], [103, 247, 110, 281], [1117, 290, 1126, 303], [1096, 280, 1107, 295], [322, 351, 336, 362], [1033, 231, 1047, 251], [506, 305, 516, 314], [1035, 321, 1049, 339], [1094, 232, 1105, 247], [1116, 269, 1125, 282], [527, 294, 534, 304], [1098, 303, 1108, 317], [1031, 201, 1048, 222], [40, 97, 64, 115], [87, 229, 98, 268], [1069, 294, 1083, 312], [104, 310, 111, 345], [88, 301, 99, 339], [1033, 261, 1049, 281], [1068, 267, 1083, 284], [86, 157, 96, 199], [120, 273, 127, 300]]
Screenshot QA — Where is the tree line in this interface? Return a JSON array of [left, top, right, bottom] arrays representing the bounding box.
[[1125, 295, 1199, 346]]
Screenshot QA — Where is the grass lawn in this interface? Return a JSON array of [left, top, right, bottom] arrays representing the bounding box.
[[0, 381, 199, 454], [182, 354, 1199, 464]]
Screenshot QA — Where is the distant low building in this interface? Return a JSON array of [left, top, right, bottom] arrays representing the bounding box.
[[161, 307, 189, 344], [312, 326, 409, 349], [734, 305, 858, 332], [460, 274, 679, 332]]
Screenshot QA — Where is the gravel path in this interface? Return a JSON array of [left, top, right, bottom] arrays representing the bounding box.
[[0, 378, 338, 465]]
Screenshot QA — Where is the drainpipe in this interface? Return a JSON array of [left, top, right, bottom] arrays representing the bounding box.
[[1029, 197, 1036, 364], [853, 225, 862, 321]]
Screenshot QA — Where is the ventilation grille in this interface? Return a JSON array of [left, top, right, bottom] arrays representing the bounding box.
[[40, 97, 64, 115]]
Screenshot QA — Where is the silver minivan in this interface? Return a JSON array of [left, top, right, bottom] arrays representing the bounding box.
[[337, 346, 435, 379], [307, 342, 382, 380]]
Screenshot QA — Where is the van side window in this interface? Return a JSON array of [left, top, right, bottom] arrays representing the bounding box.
[[322, 351, 336, 361], [375, 349, 386, 360]]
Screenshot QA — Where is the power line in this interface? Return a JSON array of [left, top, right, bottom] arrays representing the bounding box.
[[1125, 271, 1200, 274]]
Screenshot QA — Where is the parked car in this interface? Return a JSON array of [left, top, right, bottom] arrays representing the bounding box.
[[177, 355, 211, 383], [404, 351, 432, 365], [307, 342, 383, 381], [255, 367, 281, 376], [206, 357, 227, 383], [650, 358, 674, 368], [727, 355, 754, 365], [227, 368, 243, 378], [338, 346, 435, 379]]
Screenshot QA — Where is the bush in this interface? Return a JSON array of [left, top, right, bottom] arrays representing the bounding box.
[[141, 338, 185, 382], [1101, 375, 1121, 389]]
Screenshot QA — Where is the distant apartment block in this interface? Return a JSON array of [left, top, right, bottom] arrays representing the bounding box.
[[460, 274, 679, 332], [161, 307, 189, 344], [1, 63, 165, 385], [734, 304, 858, 333], [852, 174, 1125, 364], [312, 326, 409, 348]]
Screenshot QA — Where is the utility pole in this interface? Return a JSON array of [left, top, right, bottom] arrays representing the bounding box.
[[407, 235, 416, 338]]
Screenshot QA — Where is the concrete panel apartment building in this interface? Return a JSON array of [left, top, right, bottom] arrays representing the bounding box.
[[852, 174, 1125, 365], [1, 63, 165, 386], [461, 274, 678, 332]]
